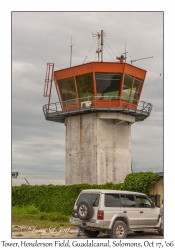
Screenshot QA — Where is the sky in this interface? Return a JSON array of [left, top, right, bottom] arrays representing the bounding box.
[[11, 11, 164, 181]]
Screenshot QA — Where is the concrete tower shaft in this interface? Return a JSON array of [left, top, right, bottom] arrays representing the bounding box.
[[66, 112, 134, 184]]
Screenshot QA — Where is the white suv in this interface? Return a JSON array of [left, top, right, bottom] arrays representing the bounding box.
[[69, 189, 161, 238]]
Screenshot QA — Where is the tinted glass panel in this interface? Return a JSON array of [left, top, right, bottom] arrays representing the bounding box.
[[120, 194, 136, 207], [105, 194, 121, 207], [76, 73, 94, 99], [122, 74, 134, 102], [133, 78, 143, 104], [58, 77, 77, 106], [76, 193, 100, 207], [96, 72, 122, 100], [136, 195, 152, 208]]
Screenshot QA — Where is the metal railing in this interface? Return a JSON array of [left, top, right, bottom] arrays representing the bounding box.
[[43, 96, 152, 116]]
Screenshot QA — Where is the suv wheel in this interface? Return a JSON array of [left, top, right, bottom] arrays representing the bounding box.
[[84, 229, 100, 238], [77, 201, 93, 220], [111, 220, 127, 239], [158, 228, 163, 236]]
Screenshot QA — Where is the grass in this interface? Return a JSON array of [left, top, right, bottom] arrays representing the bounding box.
[[12, 205, 76, 230]]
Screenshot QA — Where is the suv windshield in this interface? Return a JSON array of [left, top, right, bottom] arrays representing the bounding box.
[[76, 193, 100, 207]]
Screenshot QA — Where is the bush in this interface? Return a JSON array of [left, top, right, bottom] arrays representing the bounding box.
[[121, 172, 159, 195], [12, 172, 159, 216], [12, 183, 122, 216]]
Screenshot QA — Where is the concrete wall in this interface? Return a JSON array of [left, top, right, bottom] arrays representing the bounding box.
[[149, 177, 163, 206], [65, 112, 134, 185]]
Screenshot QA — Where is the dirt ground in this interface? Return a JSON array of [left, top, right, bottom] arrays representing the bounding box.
[[12, 224, 163, 239]]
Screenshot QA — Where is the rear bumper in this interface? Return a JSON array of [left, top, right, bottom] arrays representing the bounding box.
[[69, 217, 108, 230]]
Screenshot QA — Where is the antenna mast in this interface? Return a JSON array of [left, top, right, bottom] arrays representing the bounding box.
[[70, 35, 73, 67], [101, 30, 104, 62], [92, 32, 101, 62], [92, 30, 105, 62]]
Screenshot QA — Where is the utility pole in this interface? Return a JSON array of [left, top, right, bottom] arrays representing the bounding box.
[[25, 178, 30, 185]]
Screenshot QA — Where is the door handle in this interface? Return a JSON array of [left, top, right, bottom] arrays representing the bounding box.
[[140, 211, 143, 213], [123, 211, 127, 213]]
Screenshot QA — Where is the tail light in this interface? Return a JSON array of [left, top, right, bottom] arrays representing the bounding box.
[[72, 210, 77, 217], [97, 210, 104, 220]]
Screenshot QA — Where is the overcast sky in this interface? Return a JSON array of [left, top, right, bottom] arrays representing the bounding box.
[[11, 11, 164, 181]]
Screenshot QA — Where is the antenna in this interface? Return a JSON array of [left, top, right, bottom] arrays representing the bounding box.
[[122, 41, 128, 63], [92, 31, 101, 62], [131, 56, 153, 65], [70, 35, 73, 67], [92, 30, 105, 62], [101, 30, 104, 62]]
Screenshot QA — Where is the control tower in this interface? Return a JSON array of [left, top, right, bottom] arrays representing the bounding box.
[[43, 32, 152, 185]]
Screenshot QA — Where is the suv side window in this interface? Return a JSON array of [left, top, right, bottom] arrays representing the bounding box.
[[120, 194, 136, 207], [105, 194, 121, 207], [76, 193, 100, 207], [136, 195, 152, 208]]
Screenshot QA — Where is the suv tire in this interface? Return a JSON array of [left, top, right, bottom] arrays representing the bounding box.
[[111, 220, 127, 239], [158, 228, 163, 236], [84, 229, 100, 238], [77, 201, 93, 220]]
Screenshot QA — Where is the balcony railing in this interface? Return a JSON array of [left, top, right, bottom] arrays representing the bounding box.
[[43, 96, 152, 116]]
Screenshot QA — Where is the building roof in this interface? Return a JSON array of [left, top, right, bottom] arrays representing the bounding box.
[[156, 172, 163, 177]]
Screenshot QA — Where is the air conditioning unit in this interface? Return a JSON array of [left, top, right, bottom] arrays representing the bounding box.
[[81, 101, 92, 108]]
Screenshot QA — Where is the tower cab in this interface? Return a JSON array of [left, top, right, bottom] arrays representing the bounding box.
[[54, 61, 146, 111]]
